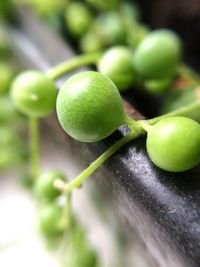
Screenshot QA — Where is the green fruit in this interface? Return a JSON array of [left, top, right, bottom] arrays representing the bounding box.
[[98, 46, 135, 92], [10, 70, 57, 118], [64, 223, 98, 267], [94, 12, 126, 47], [127, 24, 149, 49], [134, 29, 182, 79], [0, 63, 13, 95], [144, 78, 172, 94], [39, 203, 65, 237], [146, 117, 200, 172], [64, 245, 97, 267], [120, 1, 140, 23], [34, 170, 66, 200], [56, 71, 125, 142], [80, 30, 103, 53], [0, 95, 21, 124], [65, 2, 93, 37], [0, 127, 23, 169]]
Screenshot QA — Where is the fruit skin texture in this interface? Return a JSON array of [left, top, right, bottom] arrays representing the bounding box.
[[34, 170, 66, 201], [147, 117, 200, 172], [133, 29, 182, 79], [98, 46, 135, 92], [56, 71, 125, 142], [10, 70, 57, 118]]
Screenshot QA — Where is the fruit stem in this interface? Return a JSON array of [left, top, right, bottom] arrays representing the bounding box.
[[54, 179, 73, 230], [47, 52, 101, 80], [138, 120, 152, 132], [29, 117, 40, 179], [148, 101, 200, 125], [58, 129, 142, 193], [124, 115, 144, 132], [64, 191, 72, 229]]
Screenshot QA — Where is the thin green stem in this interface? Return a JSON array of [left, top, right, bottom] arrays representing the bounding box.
[[147, 101, 200, 125], [65, 129, 143, 193], [63, 191, 73, 230], [124, 115, 143, 132], [138, 120, 152, 132], [29, 117, 40, 179], [47, 52, 101, 80]]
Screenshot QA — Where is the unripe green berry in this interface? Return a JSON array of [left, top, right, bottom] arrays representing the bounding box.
[[94, 12, 126, 47], [65, 244, 97, 267], [144, 78, 172, 94], [134, 29, 182, 79], [56, 71, 125, 142], [98, 46, 135, 92], [65, 2, 93, 37], [34, 170, 66, 201], [0, 95, 20, 125], [39, 203, 65, 237], [80, 30, 103, 53], [10, 70, 57, 118], [146, 117, 200, 172], [0, 127, 23, 169], [127, 24, 149, 49], [119, 1, 140, 23]]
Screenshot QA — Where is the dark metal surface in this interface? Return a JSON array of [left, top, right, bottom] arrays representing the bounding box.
[[7, 8, 200, 267]]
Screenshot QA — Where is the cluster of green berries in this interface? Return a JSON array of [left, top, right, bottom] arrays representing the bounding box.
[[34, 170, 67, 236], [65, 1, 143, 54], [11, 66, 200, 173], [56, 71, 200, 172], [98, 29, 182, 93], [33, 170, 98, 266], [65, 1, 182, 95]]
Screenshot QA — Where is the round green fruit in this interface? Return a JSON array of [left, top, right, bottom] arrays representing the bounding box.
[[133, 29, 182, 79], [0, 95, 20, 124], [144, 78, 172, 94], [80, 30, 103, 53], [34, 170, 66, 201], [0, 127, 23, 169], [56, 71, 125, 142], [146, 117, 200, 172], [65, 2, 93, 37], [64, 246, 97, 267], [39, 203, 65, 237], [94, 12, 126, 47], [10, 70, 57, 118], [98, 46, 135, 91]]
